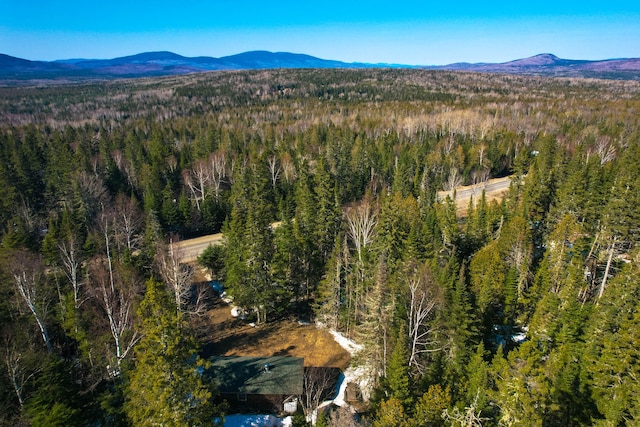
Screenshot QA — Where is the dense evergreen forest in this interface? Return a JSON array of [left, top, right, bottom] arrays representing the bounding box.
[[1, 68, 640, 426]]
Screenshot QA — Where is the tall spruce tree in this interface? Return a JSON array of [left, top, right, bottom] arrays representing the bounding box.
[[584, 258, 640, 425], [385, 324, 412, 408], [124, 279, 219, 427]]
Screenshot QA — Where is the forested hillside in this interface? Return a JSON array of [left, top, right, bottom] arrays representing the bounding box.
[[1, 69, 639, 426]]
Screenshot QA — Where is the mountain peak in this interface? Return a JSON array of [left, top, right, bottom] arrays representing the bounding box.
[[533, 53, 560, 61], [508, 53, 562, 66], [117, 51, 187, 62]]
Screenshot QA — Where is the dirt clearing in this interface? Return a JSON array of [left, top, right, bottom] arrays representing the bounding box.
[[199, 301, 351, 369]]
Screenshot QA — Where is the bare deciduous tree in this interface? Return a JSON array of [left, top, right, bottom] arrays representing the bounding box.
[[58, 233, 87, 309], [471, 168, 491, 197], [166, 154, 178, 174], [443, 134, 456, 156], [300, 367, 339, 419], [345, 199, 378, 264], [75, 170, 108, 221], [344, 199, 378, 341], [406, 266, 439, 374], [111, 149, 139, 189], [323, 405, 359, 427], [478, 143, 486, 167], [89, 206, 142, 370], [442, 390, 488, 427], [88, 259, 141, 370], [9, 251, 51, 353], [594, 136, 617, 166], [280, 152, 296, 184], [598, 235, 618, 301], [443, 167, 464, 192], [3, 338, 38, 407], [112, 194, 144, 252], [157, 237, 208, 317], [97, 207, 116, 295], [184, 159, 210, 211], [209, 150, 228, 201], [267, 155, 281, 189], [16, 199, 39, 237]]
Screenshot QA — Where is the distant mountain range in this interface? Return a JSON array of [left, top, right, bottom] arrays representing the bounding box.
[[1, 51, 639, 83], [428, 53, 640, 79], [0, 51, 377, 82]]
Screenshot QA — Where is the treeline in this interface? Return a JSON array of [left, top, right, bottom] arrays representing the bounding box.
[[0, 69, 639, 426]]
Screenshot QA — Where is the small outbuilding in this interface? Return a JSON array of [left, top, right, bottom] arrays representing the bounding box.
[[206, 356, 304, 414]]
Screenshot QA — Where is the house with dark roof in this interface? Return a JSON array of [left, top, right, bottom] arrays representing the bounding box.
[[206, 356, 304, 414]]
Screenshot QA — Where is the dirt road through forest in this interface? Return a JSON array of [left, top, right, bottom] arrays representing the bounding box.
[[437, 175, 513, 216], [177, 177, 513, 263]]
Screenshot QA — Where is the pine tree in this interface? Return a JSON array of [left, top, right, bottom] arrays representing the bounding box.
[[435, 195, 458, 252], [490, 341, 551, 427], [462, 343, 491, 417], [469, 240, 505, 326], [373, 397, 411, 427], [24, 356, 81, 427], [411, 384, 451, 427], [198, 244, 226, 280], [222, 167, 250, 309], [358, 257, 393, 387], [313, 158, 340, 265], [124, 279, 219, 427], [293, 167, 319, 298], [444, 265, 480, 391], [161, 182, 180, 230], [242, 166, 276, 323], [314, 234, 346, 330], [522, 135, 558, 231], [583, 258, 640, 425], [385, 324, 412, 408], [375, 192, 420, 274], [270, 217, 297, 318]]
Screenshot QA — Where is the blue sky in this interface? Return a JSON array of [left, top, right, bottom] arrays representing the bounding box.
[[2, 0, 639, 64]]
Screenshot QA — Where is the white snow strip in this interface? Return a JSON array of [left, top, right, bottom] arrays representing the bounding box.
[[328, 329, 363, 356], [332, 371, 349, 407]]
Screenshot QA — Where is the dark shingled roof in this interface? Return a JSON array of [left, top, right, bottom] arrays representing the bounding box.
[[207, 356, 304, 396]]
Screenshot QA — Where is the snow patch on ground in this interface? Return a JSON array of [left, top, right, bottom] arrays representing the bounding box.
[[327, 328, 363, 356], [333, 365, 369, 407], [325, 328, 374, 402], [220, 414, 292, 427], [231, 306, 246, 319], [491, 324, 529, 348]]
